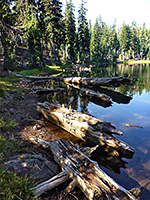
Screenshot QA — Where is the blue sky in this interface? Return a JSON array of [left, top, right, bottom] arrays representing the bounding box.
[[61, 0, 150, 28]]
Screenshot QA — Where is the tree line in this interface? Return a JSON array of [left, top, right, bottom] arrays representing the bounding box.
[[1, 0, 150, 70]]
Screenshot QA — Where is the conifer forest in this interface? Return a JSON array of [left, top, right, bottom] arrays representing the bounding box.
[[1, 0, 150, 70]]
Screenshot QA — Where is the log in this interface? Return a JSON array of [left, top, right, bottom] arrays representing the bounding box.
[[67, 83, 112, 105], [14, 73, 133, 88], [89, 86, 133, 104], [32, 86, 64, 94], [31, 138, 139, 200], [37, 102, 134, 156], [14, 73, 53, 80], [63, 76, 133, 87]]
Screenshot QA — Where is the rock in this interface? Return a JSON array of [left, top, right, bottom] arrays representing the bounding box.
[[5, 154, 60, 183]]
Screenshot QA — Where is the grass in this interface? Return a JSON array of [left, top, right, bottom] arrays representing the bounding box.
[[0, 136, 36, 200], [0, 170, 35, 200], [117, 59, 150, 65], [0, 115, 18, 129], [0, 75, 26, 97], [15, 64, 72, 76]]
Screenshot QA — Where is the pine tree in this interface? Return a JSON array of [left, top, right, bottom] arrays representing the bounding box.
[[13, 0, 44, 68], [131, 21, 140, 59], [0, 0, 18, 69], [100, 22, 110, 60], [40, 0, 63, 63], [77, 0, 90, 63], [139, 24, 147, 59], [107, 23, 119, 61], [64, 0, 76, 62], [119, 23, 132, 60], [90, 17, 103, 61]]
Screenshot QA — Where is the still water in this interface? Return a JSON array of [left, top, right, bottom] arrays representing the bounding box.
[[38, 63, 150, 199]]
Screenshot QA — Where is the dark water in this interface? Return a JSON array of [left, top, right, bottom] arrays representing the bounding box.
[[37, 63, 150, 199]]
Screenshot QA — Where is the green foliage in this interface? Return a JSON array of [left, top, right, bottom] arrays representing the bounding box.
[[1, 0, 150, 68], [77, 0, 90, 63], [0, 170, 34, 200], [0, 0, 18, 69], [0, 75, 25, 96], [90, 18, 119, 62], [119, 23, 132, 59], [0, 115, 18, 129], [0, 136, 21, 161], [64, 0, 76, 62]]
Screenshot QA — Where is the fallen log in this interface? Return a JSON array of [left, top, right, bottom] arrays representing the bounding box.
[[67, 83, 112, 105], [89, 86, 132, 104], [14, 73, 53, 80], [63, 76, 133, 87], [14, 73, 133, 88], [32, 86, 64, 94], [31, 138, 139, 200], [37, 102, 134, 156]]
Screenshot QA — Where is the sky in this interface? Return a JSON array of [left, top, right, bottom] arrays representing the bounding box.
[[61, 0, 150, 28]]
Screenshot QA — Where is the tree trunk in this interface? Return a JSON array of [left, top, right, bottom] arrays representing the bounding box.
[[37, 102, 135, 156], [63, 76, 133, 87]]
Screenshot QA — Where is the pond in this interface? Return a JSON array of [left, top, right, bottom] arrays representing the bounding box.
[[36, 63, 150, 199]]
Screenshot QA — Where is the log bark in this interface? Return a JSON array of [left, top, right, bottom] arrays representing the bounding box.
[[37, 102, 134, 156], [31, 138, 139, 200], [63, 76, 133, 87], [32, 86, 64, 94]]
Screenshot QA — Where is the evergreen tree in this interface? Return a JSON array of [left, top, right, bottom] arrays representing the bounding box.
[[77, 0, 90, 63], [13, 0, 44, 68], [40, 0, 63, 63], [64, 0, 76, 62], [131, 21, 140, 59], [90, 17, 103, 61], [107, 23, 119, 61], [0, 0, 18, 69], [100, 22, 110, 60], [119, 23, 132, 60], [139, 24, 148, 59]]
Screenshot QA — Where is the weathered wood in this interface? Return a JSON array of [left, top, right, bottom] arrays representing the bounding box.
[[63, 76, 133, 87], [31, 138, 139, 200], [14, 73, 53, 80], [32, 86, 64, 94], [14, 73, 132, 87], [68, 83, 112, 105], [37, 102, 134, 155]]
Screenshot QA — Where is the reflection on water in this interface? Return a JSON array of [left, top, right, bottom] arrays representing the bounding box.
[[35, 63, 150, 199]]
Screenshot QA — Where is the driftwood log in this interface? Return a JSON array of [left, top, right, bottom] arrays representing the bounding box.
[[32, 86, 64, 94], [14, 73, 132, 87], [37, 102, 134, 156], [31, 138, 139, 200], [68, 83, 112, 105], [63, 76, 133, 87]]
